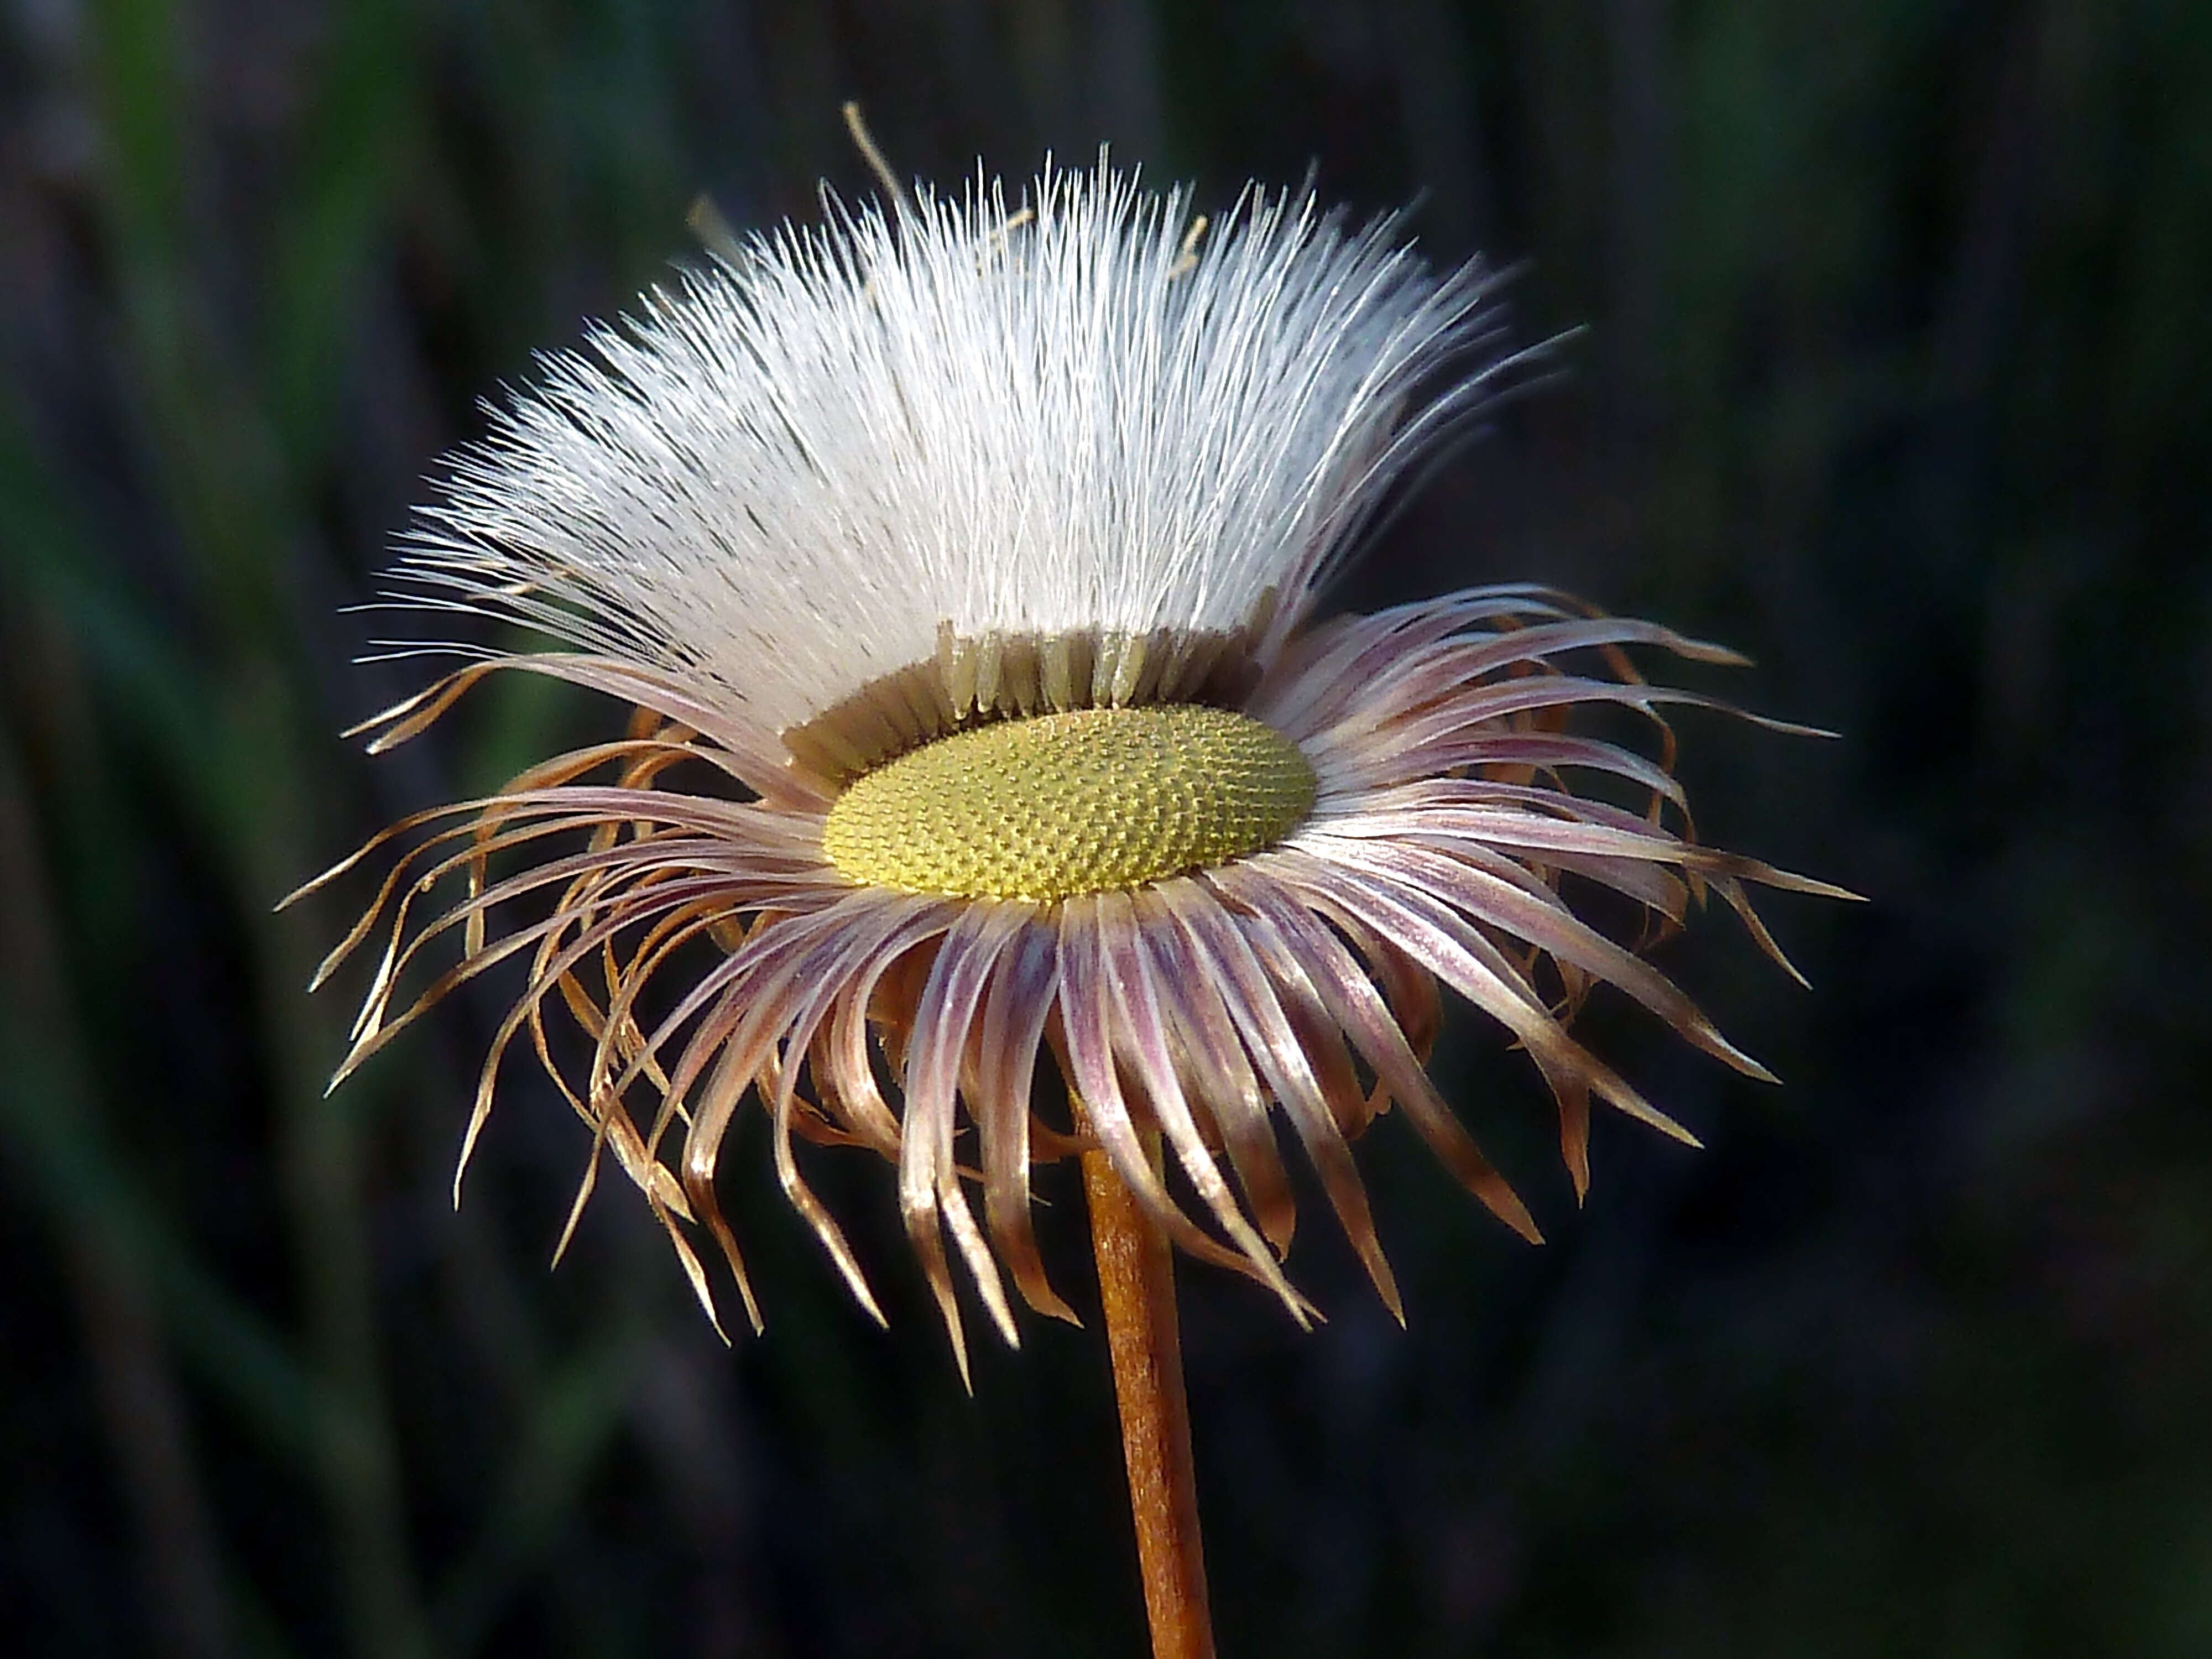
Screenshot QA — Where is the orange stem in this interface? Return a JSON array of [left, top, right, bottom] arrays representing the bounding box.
[[1083, 1142, 1217, 1659]]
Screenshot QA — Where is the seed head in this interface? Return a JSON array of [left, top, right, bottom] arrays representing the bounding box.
[[292, 156, 1851, 1378]]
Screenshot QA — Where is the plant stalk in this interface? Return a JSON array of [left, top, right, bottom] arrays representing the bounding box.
[[1083, 1141, 1217, 1659]]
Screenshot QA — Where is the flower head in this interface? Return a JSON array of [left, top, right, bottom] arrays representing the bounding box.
[[300, 160, 1842, 1375]]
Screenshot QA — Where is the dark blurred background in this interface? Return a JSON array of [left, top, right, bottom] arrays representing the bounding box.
[[4, 2, 2209, 1655]]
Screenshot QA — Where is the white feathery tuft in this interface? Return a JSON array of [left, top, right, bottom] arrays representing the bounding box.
[[389, 158, 1526, 743]]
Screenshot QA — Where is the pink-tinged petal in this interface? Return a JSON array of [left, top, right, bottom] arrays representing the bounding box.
[[1299, 674, 1646, 766], [1101, 891, 1305, 1311], [760, 898, 961, 1328], [1288, 901, 1442, 1108], [1317, 727, 1693, 805], [1314, 789, 1695, 926], [975, 922, 1077, 1323], [1290, 872, 1587, 1206], [790, 904, 953, 1161], [1056, 896, 1295, 1295], [1255, 582, 1755, 732], [1168, 881, 1404, 1317], [1138, 882, 1299, 1258], [1318, 782, 1847, 899], [1213, 864, 1545, 1248], [657, 895, 958, 1322], [900, 900, 1035, 1371], [1298, 830, 1778, 1083], [587, 905, 865, 1331], [819, 906, 977, 1157], [1289, 867, 1589, 1196], [669, 908, 892, 1299], [605, 887, 862, 1120], [1253, 589, 1577, 734], [1293, 615, 1752, 747], [650, 899, 881, 1146], [1361, 922, 1444, 1069], [1400, 613, 1747, 684], [1328, 779, 1703, 859], [1703, 875, 1816, 987], [1534, 852, 1692, 930], [1262, 848, 1702, 1155]]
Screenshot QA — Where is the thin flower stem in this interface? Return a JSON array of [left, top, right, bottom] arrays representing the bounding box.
[[1083, 1138, 1217, 1659]]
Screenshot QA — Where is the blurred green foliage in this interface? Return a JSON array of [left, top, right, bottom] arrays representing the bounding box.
[[2, 2, 2208, 1656]]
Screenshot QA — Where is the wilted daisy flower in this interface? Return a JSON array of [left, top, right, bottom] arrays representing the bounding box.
[[300, 158, 1839, 1383]]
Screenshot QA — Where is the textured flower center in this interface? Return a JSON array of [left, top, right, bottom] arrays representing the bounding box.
[[821, 705, 1317, 900]]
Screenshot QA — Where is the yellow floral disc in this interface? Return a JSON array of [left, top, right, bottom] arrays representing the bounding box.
[[822, 705, 1317, 901]]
